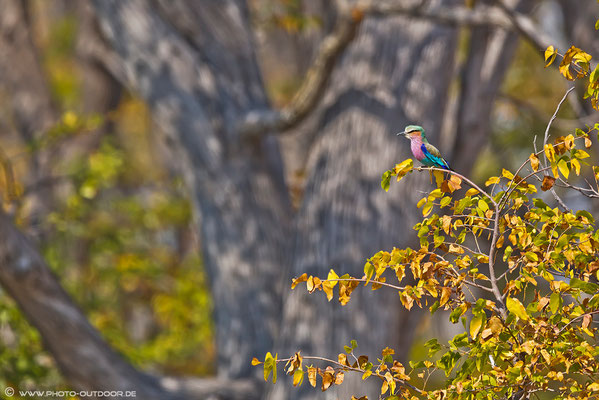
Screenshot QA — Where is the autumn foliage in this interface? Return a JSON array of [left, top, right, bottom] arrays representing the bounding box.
[[254, 45, 599, 400]]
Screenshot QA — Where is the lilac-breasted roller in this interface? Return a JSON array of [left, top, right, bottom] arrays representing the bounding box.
[[397, 125, 452, 171]]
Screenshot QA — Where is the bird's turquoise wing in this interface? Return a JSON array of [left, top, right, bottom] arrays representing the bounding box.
[[421, 143, 451, 170]]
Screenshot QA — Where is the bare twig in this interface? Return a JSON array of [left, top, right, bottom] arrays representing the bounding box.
[[541, 87, 576, 213], [543, 87, 576, 162]]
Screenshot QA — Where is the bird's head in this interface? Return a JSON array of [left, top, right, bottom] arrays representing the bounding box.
[[397, 125, 425, 140]]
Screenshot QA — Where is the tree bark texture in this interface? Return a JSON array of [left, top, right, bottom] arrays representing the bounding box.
[[91, 0, 292, 381], [269, 10, 458, 400], [0, 0, 58, 230], [450, 0, 533, 174], [0, 211, 174, 400]]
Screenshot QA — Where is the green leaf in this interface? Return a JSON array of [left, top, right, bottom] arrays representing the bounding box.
[[381, 171, 391, 191], [478, 199, 489, 212], [449, 304, 467, 323], [440, 196, 452, 208], [549, 292, 562, 314], [570, 278, 599, 294], [576, 210, 595, 224], [506, 297, 528, 320], [293, 368, 304, 386], [557, 158, 570, 179]]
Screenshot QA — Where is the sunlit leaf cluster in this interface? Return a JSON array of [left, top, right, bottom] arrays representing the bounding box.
[[545, 45, 599, 109]]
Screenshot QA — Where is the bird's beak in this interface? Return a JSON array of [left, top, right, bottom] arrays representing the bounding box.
[[396, 130, 407, 137]]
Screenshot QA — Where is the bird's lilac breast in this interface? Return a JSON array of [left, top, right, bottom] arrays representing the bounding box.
[[410, 138, 425, 161]]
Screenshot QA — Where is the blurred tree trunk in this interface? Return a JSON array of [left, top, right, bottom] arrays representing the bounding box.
[[91, 1, 457, 398], [270, 11, 458, 400], [450, 0, 533, 174], [0, 0, 57, 232]]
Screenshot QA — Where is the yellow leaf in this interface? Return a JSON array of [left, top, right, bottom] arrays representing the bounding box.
[[433, 170, 444, 187], [544, 144, 555, 162], [488, 316, 502, 335], [557, 159, 569, 179], [564, 134, 575, 149], [582, 313, 592, 329], [470, 313, 484, 338], [544, 45, 557, 67], [293, 369, 304, 386], [291, 273, 308, 289], [529, 153, 540, 172], [571, 158, 581, 175], [559, 46, 592, 80], [442, 215, 451, 235], [485, 176, 500, 186], [252, 357, 262, 365], [440, 287, 451, 306], [585, 137, 592, 148], [465, 188, 479, 196], [334, 371, 344, 385], [393, 159, 414, 183], [502, 169, 514, 180], [322, 367, 335, 391], [422, 201, 433, 217], [381, 380, 389, 395], [323, 270, 339, 301], [506, 297, 528, 320], [478, 199, 489, 212], [308, 367, 317, 387], [448, 244, 464, 254], [449, 175, 462, 191]]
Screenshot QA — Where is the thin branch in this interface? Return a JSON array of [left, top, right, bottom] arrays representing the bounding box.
[[542, 87, 576, 213], [488, 199, 505, 313], [557, 310, 599, 335], [543, 87, 576, 163]]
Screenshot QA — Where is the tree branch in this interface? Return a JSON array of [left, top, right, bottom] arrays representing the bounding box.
[[238, 1, 551, 139], [492, 0, 553, 51], [0, 211, 183, 399], [238, 9, 363, 138]]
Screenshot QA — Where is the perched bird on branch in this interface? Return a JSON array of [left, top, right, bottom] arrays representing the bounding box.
[[397, 125, 452, 171]]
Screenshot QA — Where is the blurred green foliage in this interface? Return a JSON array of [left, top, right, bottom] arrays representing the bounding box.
[[0, 8, 213, 397]]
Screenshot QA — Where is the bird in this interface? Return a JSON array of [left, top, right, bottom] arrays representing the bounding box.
[[397, 125, 452, 171]]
